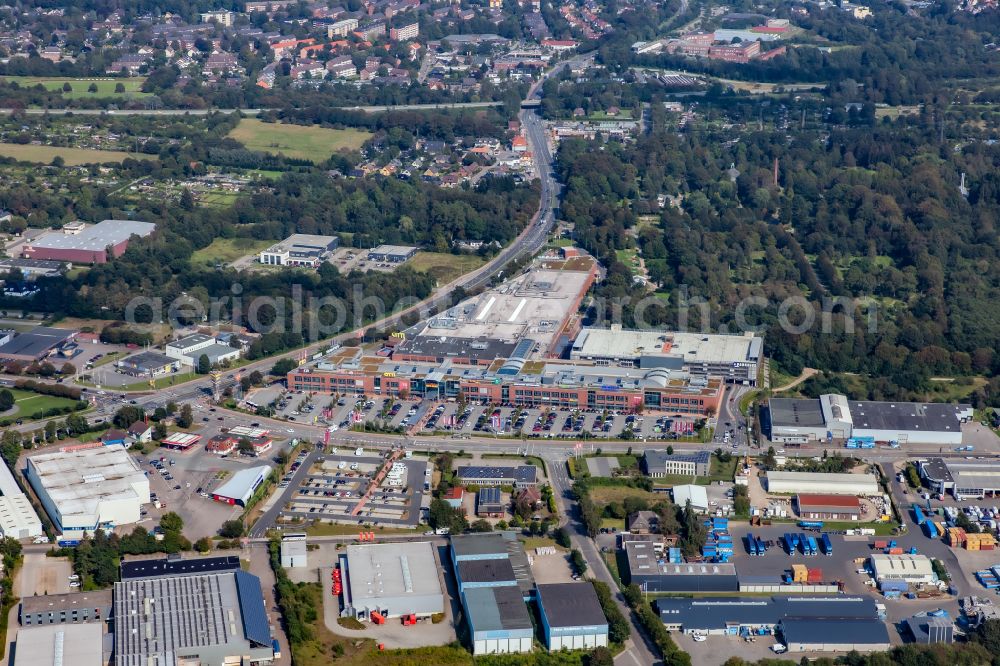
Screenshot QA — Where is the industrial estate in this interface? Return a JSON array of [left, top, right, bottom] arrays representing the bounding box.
[[0, 234, 990, 666], [0, 0, 995, 664]]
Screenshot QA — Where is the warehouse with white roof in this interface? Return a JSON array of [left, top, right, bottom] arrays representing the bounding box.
[[0, 458, 41, 539], [339, 541, 445, 620], [26, 443, 149, 534], [869, 554, 936, 585], [765, 471, 880, 496]]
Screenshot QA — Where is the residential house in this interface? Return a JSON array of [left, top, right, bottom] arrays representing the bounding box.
[[127, 421, 154, 444], [626, 511, 660, 534]]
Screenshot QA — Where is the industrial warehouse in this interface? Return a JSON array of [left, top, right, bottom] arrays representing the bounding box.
[[537, 583, 609, 651], [920, 457, 1000, 498], [656, 595, 882, 635], [338, 541, 445, 620], [451, 533, 537, 655], [765, 394, 972, 445], [21, 219, 156, 264], [26, 443, 149, 536], [621, 535, 739, 592], [795, 494, 863, 520], [0, 326, 76, 362], [113, 555, 276, 665], [765, 471, 880, 496]]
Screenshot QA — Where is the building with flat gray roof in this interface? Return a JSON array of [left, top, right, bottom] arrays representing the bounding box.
[[14, 623, 105, 666], [537, 583, 609, 651], [766, 394, 971, 445], [20, 590, 112, 626], [765, 471, 879, 496], [339, 541, 444, 619], [116, 350, 177, 377], [621, 535, 737, 592], [905, 613, 954, 644], [367, 244, 417, 263], [463, 586, 533, 655], [570, 326, 762, 384], [920, 457, 1000, 498], [450, 532, 535, 597], [456, 465, 537, 487], [643, 450, 710, 477], [259, 233, 339, 267], [22, 219, 155, 264], [113, 563, 274, 666]]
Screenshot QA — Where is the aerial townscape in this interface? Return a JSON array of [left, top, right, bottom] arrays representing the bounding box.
[[0, 0, 998, 665]]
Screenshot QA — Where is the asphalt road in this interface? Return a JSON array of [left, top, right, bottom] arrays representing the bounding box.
[[0, 101, 502, 116]]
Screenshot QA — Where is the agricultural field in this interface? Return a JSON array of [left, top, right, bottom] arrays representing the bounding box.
[[190, 237, 273, 266], [0, 76, 150, 99], [226, 119, 370, 164], [0, 142, 152, 165], [407, 252, 485, 285]]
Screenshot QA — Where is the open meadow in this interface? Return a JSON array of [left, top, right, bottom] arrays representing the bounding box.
[[0, 76, 150, 99], [0, 142, 152, 165], [227, 119, 370, 164]]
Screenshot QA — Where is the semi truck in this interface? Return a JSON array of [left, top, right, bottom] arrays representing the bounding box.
[[821, 533, 833, 556]]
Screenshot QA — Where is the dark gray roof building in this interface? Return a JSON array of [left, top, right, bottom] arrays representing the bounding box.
[[456, 465, 538, 487], [643, 450, 710, 477], [538, 583, 610, 651], [656, 595, 880, 634], [0, 326, 75, 362], [117, 350, 175, 376], [905, 614, 954, 644], [393, 335, 518, 365], [457, 558, 517, 588], [113, 560, 273, 666], [537, 583, 607, 628], [779, 618, 891, 652]]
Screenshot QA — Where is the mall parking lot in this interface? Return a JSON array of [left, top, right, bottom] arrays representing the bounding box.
[[279, 451, 430, 527], [420, 402, 701, 441]]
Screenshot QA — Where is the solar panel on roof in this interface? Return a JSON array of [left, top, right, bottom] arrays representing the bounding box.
[[235, 570, 272, 647]]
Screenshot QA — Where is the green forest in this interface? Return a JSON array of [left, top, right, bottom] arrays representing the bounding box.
[[559, 98, 1000, 405]]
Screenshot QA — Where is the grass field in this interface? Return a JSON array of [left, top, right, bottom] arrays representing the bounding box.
[[407, 252, 485, 285], [8, 389, 80, 419], [198, 191, 241, 209], [0, 142, 151, 165], [0, 76, 150, 99], [190, 237, 273, 266], [227, 119, 370, 164], [589, 485, 659, 505]]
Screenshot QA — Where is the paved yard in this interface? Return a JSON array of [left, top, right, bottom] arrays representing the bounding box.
[[529, 547, 575, 584], [17, 552, 71, 597], [586, 456, 620, 477]]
